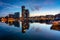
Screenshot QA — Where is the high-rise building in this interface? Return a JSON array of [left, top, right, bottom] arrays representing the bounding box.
[[25, 9, 29, 18], [14, 12, 20, 19], [22, 6, 25, 19]]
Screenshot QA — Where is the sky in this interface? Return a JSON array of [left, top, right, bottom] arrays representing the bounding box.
[[0, 0, 60, 17]]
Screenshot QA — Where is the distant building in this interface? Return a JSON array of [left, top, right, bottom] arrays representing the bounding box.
[[0, 17, 1, 21], [5, 16, 8, 19], [14, 12, 20, 19], [55, 14, 60, 19], [8, 14, 14, 18], [46, 15, 54, 18], [55, 13, 60, 20]]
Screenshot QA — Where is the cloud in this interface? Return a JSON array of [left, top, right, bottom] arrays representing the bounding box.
[[0, 0, 54, 12], [29, 0, 55, 11], [44, 0, 55, 5], [0, 1, 21, 9], [0, 1, 21, 17], [0, 1, 21, 13], [34, 5, 42, 11], [0, 2, 4, 5], [29, 3, 42, 11], [0, 0, 59, 17]]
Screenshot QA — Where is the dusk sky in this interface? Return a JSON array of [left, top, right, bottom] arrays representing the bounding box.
[[0, 0, 60, 17]]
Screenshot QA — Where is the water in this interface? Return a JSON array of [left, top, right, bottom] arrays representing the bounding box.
[[0, 22, 60, 40]]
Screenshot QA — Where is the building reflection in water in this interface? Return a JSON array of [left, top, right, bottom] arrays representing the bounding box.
[[22, 21, 29, 33], [6, 20, 29, 33], [13, 21, 20, 27], [5, 20, 20, 27], [1, 19, 30, 33], [1, 18, 60, 33], [51, 25, 60, 31]]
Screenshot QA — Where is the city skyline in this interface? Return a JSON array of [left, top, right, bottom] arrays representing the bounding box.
[[0, 0, 60, 40], [0, 0, 60, 17]]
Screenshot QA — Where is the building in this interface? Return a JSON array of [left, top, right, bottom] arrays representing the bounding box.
[[22, 6, 25, 16], [55, 14, 60, 20], [22, 6, 25, 20], [0, 17, 1, 21], [8, 14, 14, 18], [46, 15, 54, 18], [14, 12, 20, 19], [25, 9, 29, 18], [5, 16, 8, 19]]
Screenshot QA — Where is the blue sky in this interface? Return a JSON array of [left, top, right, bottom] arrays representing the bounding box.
[[0, 0, 60, 17]]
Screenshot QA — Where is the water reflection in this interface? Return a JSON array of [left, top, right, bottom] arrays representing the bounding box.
[[30, 21, 60, 31], [29, 20, 52, 24], [0, 19, 60, 33], [51, 25, 60, 31], [5, 20, 20, 27], [22, 20, 29, 33], [0, 20, 30, 33]]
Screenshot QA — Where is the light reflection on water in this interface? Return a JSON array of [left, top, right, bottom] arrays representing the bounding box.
[[0, 22, 60, 40]]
